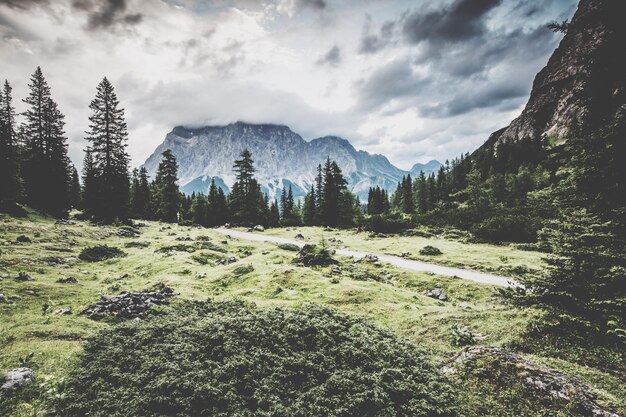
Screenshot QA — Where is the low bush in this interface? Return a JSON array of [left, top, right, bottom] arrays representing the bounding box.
[[79, 245, 126, 262], [293, 243, 336, 266], [232, 264, 254, 276], [361, 213, 412, 234], [124, 241, 150, 248], [419, 245, 443, 256], [57, 301, 457, 416]]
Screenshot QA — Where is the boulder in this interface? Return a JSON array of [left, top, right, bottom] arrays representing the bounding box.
[[253, 225, 265, 232], [0, 294, 7, 303], [294, 233, 305, 240], [54, 307, 72, 315], [426, 286, 448, 301], [15, 272, 33, 281], [15, 235, 31, 243], [0, 368, 34, 398], [443, 346, 620, 417], [216, 257, 237, 266]]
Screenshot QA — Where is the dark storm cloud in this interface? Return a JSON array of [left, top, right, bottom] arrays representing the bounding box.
[[356, 59, 430, 111], [359, 14, 395, 54], [402, 0, 501, 45], [299, 0, 326, 11], [316, 44, 341, 67], [80, 0, 143, 30]]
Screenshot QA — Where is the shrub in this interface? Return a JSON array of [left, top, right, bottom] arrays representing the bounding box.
[[79, 245, 126, 262], [278, 242, 300, 251], [293, 243, 336, 266], [57, 301, 457, 416], [361, 213, 412, 234], [155, 244, 195, 253], [449, 324, 476, 347], [419, 245, 443, 256], [196, 241, 227, 253], [124, 241, 150, 248], [232, 264, 254, 276]]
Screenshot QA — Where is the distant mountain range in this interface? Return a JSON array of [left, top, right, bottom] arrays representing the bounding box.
[[143, 122, 441, 201]]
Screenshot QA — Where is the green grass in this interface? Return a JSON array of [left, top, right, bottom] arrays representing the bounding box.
[[260, 226, 546, 278], [0, 211, 623, 416]]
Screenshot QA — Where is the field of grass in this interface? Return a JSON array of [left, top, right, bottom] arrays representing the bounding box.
[[0, 211, 623, 416], [260, 226, 546, 279]]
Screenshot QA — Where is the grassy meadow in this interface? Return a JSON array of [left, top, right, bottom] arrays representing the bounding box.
[[0, 211, 623, 416]]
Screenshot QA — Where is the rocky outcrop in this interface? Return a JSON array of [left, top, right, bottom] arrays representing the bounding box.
[[484, 0, 625, 148], [81, 285, 174, 320], [0, 368, 34, 398], [444, 346, 620, 417]]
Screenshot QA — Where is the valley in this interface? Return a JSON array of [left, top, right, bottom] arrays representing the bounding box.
[[1, 211, 624, 416]]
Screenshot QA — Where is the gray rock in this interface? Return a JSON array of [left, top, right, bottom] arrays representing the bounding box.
[[15, 272, 33, 281], [253, 225, 265, 232], [16, 235, 31, 243], [443, 346, 620, 417], [53, 307, 72, 315], [294, 233, 305, 240], [197, 272, 207, 279], [0, 294, 7, 303], [0, 368, 34, 397], [81, 285, 174, 321], [216, 257, 237, 266], [426, 287, 448, 301]]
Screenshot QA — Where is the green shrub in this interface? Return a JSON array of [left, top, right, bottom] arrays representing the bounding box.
[[124, 241, 150, 248], [419, 245, 443, 256], [449, 324, 476, 347], [196, 241, 227, 253], [232, 264, 254, 276], [79, 245, 126, 262], [293, 243, 336, 266], [278, 242, 300, 251], [57, 301, 457, 416], [191, 251, 221, 265], [361, 213, 412, 234]]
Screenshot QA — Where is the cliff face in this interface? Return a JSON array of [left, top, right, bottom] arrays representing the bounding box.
[[488, 0, 625, 147]]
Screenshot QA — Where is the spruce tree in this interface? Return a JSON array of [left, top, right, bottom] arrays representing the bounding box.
[[83, 77, 130, 222], [191, 193, 208, 226], [0, 80, 21, 211], [130, 167, 151, 219], [151, 149, 180, 223], [70, 165, 81, 208], [269, 199, 280, 227], [21, 67, 71, 217], [81, 149, 97, 215], [229, 149, 265, 225], [303, 186, 317, 226]]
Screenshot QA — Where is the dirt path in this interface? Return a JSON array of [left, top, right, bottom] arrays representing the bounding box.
[[216, 229, 518, 288]]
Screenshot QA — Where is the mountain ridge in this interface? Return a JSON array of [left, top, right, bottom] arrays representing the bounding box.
[[143, 122, 441, 201]]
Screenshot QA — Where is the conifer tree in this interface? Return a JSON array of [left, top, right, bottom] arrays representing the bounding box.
[[302, 186, 317, 226], [207, 178, 228, 226], [0, 79, 21, 211], [191, 193, 208, 226], [70, 165, 81, 208], [151, 149, 180, 223], [269, 200, 280, 227], [81, 150, 97, 215], [229, 149, 266, 225], [21, 67, 71, 216], [83, 77, 130, 222], [130, 167, 151, 219]]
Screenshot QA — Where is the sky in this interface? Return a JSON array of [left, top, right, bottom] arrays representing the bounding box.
[[0, 0, 577, 171]]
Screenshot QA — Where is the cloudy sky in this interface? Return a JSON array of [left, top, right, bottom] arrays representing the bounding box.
[[0, 0, 576, 170]]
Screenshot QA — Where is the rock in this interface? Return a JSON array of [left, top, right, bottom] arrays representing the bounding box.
[[330, 265, 342, 274], [54, 307, 72, 315], [15, 235, 31, 243], [56, 277, 78, 284], [253, 225, 265, 232], [81, 285, 174, 321], [443, 346, 621, 417], [328, 237, 342, 243], [401, 251, 410, 257], [55, 219, 75, 225], [373, 261, 382, 267], [237, 249, 252, 256], [15, 272, 33, 281], [197, 272, 207, 279], [377, 233, 387, 238], [175, 236, 193, 241], [216, 257, 237, 266], [362, 254, 379, 263], [426, 287, 448, 301], [0, 368, 34, 397], [117, 229, 139, 238], [119, 273, 129, 279], [294, 233, 305, 240], [0, 294, 7, 303], [247, 227, 254, 232]]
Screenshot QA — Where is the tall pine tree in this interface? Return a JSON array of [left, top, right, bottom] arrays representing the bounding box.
[[0, 79, 21, 211], [83, 77, 130, 222], [151, 149, 180, 223]]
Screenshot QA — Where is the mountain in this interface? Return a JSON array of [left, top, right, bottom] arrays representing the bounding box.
[[409, 160, 442, 178], [481, 0, 625, 149], [143, 122, 438, 201]]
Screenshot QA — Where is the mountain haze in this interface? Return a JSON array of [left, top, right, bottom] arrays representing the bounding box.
[[143, 122, 440, 200]]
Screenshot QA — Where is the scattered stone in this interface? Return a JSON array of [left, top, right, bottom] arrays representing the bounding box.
[[294, 233, 305, 240], [54, 307, 72, 315], [373, 261, 382, 267], [134, 222, 148, 228], [0, 294, 7, 303], [426, 286, 448, 301], [247, 227, 254, 232], [81, 285, 174, 321], [237, 249, 252, 256], [117, 229, 139, 238], [385, 273, 393, 280], [401, 251, 410, 257], [15, 272, 33, 281], [377, 233, 388, 238], [55, 219, 75, 225], [362, 254, 379, 264], [197, 272, 207, 279], [443, 346, 621, 417], [175, 236, 193, 241], [330, 265, 342, 274], [216, 257, 237, 266], [253, 225, 265, 232], [57, 276, 78, 284], [278, 243, 300, 252], [15, 235, 31, 243], [0, 368, 34, 398], [119, 273, 129, 279], [328, 237, 342, 243]]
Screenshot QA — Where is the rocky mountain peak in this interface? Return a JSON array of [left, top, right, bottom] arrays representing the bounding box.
[[488, 0, 625, 147]]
